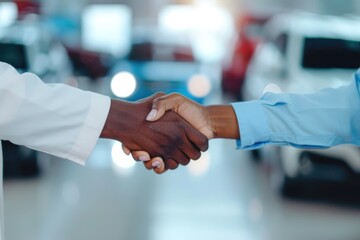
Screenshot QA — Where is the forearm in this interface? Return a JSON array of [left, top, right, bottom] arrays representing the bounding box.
[[231, 72, 360, 149], [0, 62, 110, 164], [206, 105, 240, 139], [262, 79, 360, 147]]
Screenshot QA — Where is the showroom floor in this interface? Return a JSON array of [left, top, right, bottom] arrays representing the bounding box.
[[4, 136, 360, 240]]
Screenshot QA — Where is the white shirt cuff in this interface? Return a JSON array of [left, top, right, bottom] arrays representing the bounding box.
[[66, 93, 111, 165]]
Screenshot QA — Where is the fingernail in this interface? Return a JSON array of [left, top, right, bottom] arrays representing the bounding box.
[[146, 109, 158, 121], [139, 156, 150, 161], [152, 161, 160, 168]]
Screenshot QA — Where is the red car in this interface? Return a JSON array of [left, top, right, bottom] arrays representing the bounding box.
[[221, 14, 270, 99], [13, 0, 41, 17]]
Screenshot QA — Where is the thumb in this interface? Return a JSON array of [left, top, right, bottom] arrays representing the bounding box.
[[146, 93, 182, 122]]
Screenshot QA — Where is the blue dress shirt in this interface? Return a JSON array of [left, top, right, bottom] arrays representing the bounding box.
[[232, 71, 360, 150]]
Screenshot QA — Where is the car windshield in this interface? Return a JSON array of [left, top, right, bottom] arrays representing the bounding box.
[[0, 43, 28, 70], [302, 37, 360, 69]]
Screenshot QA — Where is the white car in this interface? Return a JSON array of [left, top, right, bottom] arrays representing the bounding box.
[[242, 12, 360, 196], [0, 19, 73, 84]]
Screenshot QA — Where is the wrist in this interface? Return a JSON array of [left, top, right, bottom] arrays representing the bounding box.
[[100, 99, 129, 141], [206, 105, 240, 139]]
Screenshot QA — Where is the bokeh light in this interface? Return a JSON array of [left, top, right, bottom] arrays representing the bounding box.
[[111, 71, 137, 98]]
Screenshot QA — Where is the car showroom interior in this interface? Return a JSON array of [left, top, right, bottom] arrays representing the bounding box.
[[1, 0, 360, 239]]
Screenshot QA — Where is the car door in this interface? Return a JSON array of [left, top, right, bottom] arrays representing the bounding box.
[[242, 32, 289, 100]]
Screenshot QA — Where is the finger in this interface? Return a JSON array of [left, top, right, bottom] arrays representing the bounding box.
[[180, 142, 201, 161], [144, 161, 153, 170], [168, 148, 192, 166], [179, 152, 191, 165], [131, 151, 151, 162], [150, 157, 166, 174], [164, 159, 179, 170], [179, 141, 201, 161], [143, 157, 165, 170], [146, 93, 183, 121], [185, 125, 209, 152], [122, 145, 131, 155], [154, 166, 167, 174], [142, 154, 182, 170]]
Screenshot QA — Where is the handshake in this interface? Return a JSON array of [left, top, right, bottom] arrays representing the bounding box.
[[100, 93, 240, 174]]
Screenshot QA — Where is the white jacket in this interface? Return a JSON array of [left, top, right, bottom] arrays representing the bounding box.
[[0, 62, 110, 239]]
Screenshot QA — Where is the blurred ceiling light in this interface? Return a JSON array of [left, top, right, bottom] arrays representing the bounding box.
[[111, 71, 137, 98], [82, 4, 131, 56], [0, 3, 18, 28], [111, 141, 136, 170], [159, 5, 235, 63], [187, 152, 211, 176], [187, 74, 212, 98], [158, 5, 195, 33]]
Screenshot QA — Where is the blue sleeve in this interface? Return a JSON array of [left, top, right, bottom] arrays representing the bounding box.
[[231, 71, 360, 150]]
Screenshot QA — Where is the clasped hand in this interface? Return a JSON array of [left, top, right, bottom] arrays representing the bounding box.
[[100, 93, 210, 171], [122, 93, 216, 174]]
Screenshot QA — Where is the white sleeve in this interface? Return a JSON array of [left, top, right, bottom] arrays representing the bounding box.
[[0, 62, 111, 165]]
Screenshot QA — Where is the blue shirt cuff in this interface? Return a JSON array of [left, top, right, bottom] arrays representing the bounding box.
[[231, 101, 270, 150]]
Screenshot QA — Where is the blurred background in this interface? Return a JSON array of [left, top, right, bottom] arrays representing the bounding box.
[[1, 0, 360, 239]]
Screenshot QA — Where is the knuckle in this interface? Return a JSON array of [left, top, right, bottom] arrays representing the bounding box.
[[192, 151, 201, 160], [153, 99, 167, 109], [173, 93, 183, 101], [152, 99, 161, 108]]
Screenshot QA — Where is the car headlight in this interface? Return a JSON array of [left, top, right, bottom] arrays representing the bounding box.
[[187, 74, 212, 98], [111, 71, 137, 98]]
